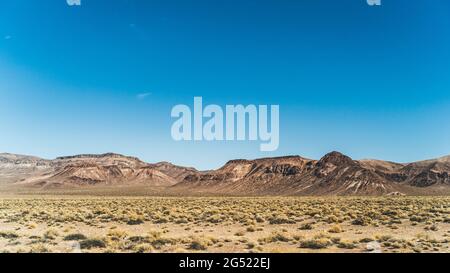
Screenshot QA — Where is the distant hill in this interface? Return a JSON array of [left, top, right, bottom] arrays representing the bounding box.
[[172, 151, 450, 196], [0, 153, 193, 188]]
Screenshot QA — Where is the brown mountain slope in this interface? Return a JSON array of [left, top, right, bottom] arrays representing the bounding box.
[[174, 152, 450, 196], [0, 153, 52, 184], [148, 162, 198, 183], [398, 156, 450, 187], [1, 152, 450, 195], [359, 159, 405, 172], [176, 156, 313, 194], [9, 153, 183, 188], [175, 152, 396, 195]]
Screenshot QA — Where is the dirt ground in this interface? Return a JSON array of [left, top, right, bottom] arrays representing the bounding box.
[[0, 196, 448, 253]]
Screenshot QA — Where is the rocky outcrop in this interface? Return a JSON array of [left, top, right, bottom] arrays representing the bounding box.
[[1, 152, 450, 195]]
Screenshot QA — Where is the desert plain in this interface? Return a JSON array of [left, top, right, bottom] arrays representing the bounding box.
[[0, 194, 448, 253]]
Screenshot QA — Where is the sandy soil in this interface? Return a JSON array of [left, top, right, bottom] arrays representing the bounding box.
[[0, 196, 448, 253]]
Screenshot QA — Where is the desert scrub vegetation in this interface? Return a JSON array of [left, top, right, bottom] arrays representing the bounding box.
[[1, 197, 448, 228], [328, 224, 343, 234], [79, 238, 107, 250], [188, 237, 211, 251], [258, 232, 292, 244], [300, 237, 332, 249], [0, 231, 19, 239], [0, 196, 449, 253], [64, 233, 87, 241], [43, 229, 59, 240]]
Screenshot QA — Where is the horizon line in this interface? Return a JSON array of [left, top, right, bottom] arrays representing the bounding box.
[[2, 150, 450, 171]]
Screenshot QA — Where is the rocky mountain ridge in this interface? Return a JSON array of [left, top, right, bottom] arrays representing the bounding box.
[[1, 152, 449, 195]]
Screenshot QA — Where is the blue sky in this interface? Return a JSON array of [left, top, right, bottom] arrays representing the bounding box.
[[1, 0, 450, 170]]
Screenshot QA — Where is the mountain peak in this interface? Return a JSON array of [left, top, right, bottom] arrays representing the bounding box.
[[2, 151, 450, 195], [318, 151, 354, 166]]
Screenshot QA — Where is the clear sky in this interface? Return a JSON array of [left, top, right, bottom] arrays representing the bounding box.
[[1, 0, 450, 170]]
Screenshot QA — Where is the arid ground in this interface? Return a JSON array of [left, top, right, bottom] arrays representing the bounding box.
[[0, 196, 448, 253]]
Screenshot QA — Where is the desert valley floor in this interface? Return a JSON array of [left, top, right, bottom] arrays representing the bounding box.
[[1, 152, 449, 253], [0, 195, 448, 253]]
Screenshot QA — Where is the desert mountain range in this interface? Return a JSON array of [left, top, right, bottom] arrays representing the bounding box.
[[1, 152, 449, 196]]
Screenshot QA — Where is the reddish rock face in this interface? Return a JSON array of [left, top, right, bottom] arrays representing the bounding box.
[[2, 153, 190, 188], [1, 152, 450, 196], [174, 153, 450, 196]]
